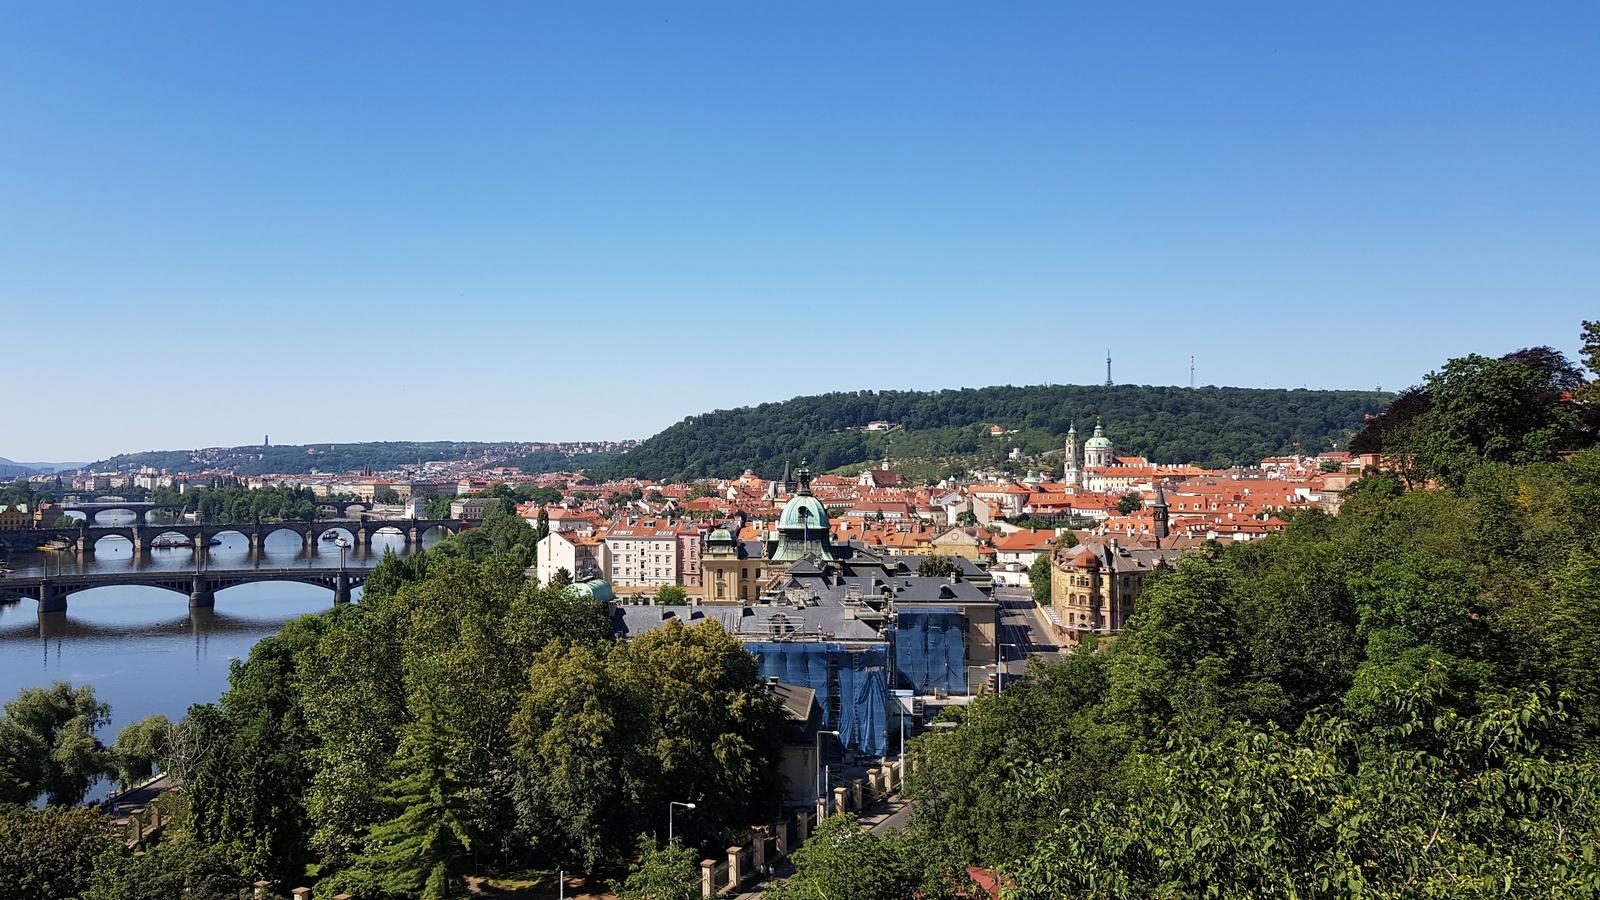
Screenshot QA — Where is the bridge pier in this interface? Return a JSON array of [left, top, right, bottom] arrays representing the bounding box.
[[334, 572, 352, 604], [189, 575, 215, 609], [38, 583, 68, 614], [74, 535, 94, 556], [249, 530, 263, 553]]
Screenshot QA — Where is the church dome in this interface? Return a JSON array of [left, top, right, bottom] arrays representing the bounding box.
[[1083, 422, 1113, 450], [778, 494, 829, 532]]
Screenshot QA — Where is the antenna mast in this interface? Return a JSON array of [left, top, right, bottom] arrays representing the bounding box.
[[1190, 355, 1195, 388], [1105, 350, 1113, 387]]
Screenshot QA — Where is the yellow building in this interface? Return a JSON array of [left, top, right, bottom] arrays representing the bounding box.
[[702, 527, 763, 603], [1049, 542, 1178, 638]]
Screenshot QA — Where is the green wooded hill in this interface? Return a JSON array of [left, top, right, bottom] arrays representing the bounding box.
[[593, 384, 1392, 481]]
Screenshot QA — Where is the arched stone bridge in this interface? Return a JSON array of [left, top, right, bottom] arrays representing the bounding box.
[[0, 565, 377, 612], [59, 499, 378, 524], [0, 519, 463, 555]]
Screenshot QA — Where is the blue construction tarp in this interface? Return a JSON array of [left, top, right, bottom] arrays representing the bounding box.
[[749, 641, 834, 727], [892, 608, 966, 695], [836, 645, 889, 758], [748, 642, 889, 757]]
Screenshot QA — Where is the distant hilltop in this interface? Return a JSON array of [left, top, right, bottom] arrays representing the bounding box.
[[80, 440, 637, 477], [587, 383, 1394, 482]]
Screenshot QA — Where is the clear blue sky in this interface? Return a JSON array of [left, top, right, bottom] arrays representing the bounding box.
[[3, 2, 1596, 462]]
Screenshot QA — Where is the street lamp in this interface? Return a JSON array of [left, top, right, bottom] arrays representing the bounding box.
[[668, 800, 695, 845], [335, 536, 349, 575], [998, 642, 1022, 694], [815, 729, 840, 802]]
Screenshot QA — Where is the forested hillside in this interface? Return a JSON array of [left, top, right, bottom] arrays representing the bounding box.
[[84, 442, 621, 477], [591, 384, 1391, 481]]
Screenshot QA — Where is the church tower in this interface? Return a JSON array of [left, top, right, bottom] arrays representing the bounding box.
[[1063, 424, 1080, 487]]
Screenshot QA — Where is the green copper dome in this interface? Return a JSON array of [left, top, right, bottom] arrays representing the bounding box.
[[1083, 421, 1113, 450], [778, 494, 829, 532]]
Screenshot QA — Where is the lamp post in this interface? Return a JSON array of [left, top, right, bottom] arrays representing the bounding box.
[[998, 642, 1021, 694], [668, 800, 695, 845], [815, 729, 840, 802], [335, 536, 349, 575]]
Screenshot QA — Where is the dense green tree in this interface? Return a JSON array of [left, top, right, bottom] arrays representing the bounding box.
[[335, 704, 477, 900], [916, 554, 956, 577], [616, 835, 700, 900], [1028, 553, 1053, 605], [512, 621, 785, 871], [655, 584, 688, 604], [1006, 682, 1600, 898], [0, 806, 117, 899], [512, 642, 644, 870], [110, 713, 171, 789], [185, 624, 320, 886], [1116, 492, 1141, 515], [1582, 320, 1600, 378], [0, 682, 113, 805], [620, 621, 787, 839], [766, 815, 944, 900], [295, 605, 407, 867], [84, 838, 245, 900], [1420, 353, 1575, 484]]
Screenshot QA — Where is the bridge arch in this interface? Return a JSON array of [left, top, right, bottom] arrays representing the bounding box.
[[88, 508, 143, 525], [312, 524, 359, 544], [417, 523, 456, 542], [90, 532, 137, 553], [66, 582, 191, 601], [144, 529, 198, 550], [206, 528, 254, 546]]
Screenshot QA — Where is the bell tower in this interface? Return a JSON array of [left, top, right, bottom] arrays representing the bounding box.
[[1063, 424, 1080, 487]]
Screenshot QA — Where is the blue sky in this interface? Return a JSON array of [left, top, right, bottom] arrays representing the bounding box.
[[3, 2, 1596, 461]]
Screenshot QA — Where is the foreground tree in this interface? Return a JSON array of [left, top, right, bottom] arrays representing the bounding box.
[[0, 806, 116, 899], [335, 705, 476, 900], [1006, 680, 1600, 897], [110, 713, 171, 789], [616, 835, 700, 900], [84, 838, 245, 900], [767, 815, 945, 900], [0, 682, 113, 805]]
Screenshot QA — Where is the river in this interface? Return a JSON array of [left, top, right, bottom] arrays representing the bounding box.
[[0, 510, 441, 801]]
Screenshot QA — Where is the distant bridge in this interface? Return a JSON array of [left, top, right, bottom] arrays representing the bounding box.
[[0, 565, 377, 612], [0, 518, 464, 555], [60, 499, 376, 524]]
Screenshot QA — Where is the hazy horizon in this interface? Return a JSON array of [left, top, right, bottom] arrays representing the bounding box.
[[4, 378, 1403, 465]]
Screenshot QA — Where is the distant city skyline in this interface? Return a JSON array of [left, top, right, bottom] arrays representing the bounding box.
[[4, 2, 1596, 461]]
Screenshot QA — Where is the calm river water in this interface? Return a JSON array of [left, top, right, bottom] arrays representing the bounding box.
[[0, 511, 440, 800]]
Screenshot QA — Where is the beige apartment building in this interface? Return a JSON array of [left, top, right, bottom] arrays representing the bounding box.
[[603, 525, 681, 589]]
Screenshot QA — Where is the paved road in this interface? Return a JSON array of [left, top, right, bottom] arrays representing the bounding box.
[[994, 587, 1063, 675]]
